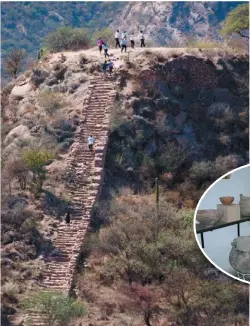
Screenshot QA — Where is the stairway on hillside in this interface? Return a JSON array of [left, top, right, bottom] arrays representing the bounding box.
[[24, 75, 116, 326]]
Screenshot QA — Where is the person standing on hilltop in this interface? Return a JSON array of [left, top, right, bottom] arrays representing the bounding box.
[[88, 135, 95, 151], [102, 43, 109, 58], [121, 31, 127, 39], [115, 30, 120, 48], [139, 31, 146, 47], [97, 38, 103, 53], [121, 38, 127, 52], [130, 33, 135, 49]]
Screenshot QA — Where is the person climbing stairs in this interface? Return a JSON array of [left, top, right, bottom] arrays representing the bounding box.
[[24, 75, 116, 326]]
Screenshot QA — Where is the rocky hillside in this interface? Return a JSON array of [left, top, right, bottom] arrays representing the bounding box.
[[111, 1, 243, 45], [1, 47, 249, 324], [103, 48, 249, 205], [1, 2, 242, 59]]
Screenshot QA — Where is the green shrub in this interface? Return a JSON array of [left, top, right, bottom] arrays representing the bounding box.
[[155, 143, 187, 174], [189, 161, 212, 183], [220, 4, 249, 38], [44, 27, 90, 52], [38, 90, 62, 116], [22, 149, 54, 194], [22, 291, 86, 326], [91, 28, 113, 46]]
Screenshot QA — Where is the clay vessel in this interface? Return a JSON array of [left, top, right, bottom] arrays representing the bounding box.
[[229, 236, 250, 275], [219, 196, 234, 205]]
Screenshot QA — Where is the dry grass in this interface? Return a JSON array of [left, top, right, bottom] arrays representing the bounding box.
[[2, 281, 20, 297]]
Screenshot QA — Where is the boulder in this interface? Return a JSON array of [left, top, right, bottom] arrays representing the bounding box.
[[4, 124, 32, 146], [2, 231, 15, 245], [11, 83, 32, 100], [2, 142, 19, 159]]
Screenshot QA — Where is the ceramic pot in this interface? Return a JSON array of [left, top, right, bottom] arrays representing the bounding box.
[[229, 236, 250, 275], [196, 210, 223, 227], [219, 196, 234, 205]]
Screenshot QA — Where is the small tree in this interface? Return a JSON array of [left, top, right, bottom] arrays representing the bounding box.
[[22, 291, 86, 326], [44, 27, 90, 52], [22, 149, 54, 194], [123, 284, 158, 326], [4, 49, 27, 78], [220, 4, 249, 39], [91, 28, 113, 46], [3, 157, 29, 190]]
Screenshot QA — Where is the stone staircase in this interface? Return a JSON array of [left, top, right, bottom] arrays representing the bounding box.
[[24, 75, 116, 325]]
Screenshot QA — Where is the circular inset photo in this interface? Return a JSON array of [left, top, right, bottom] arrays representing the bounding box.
[[194, 164, 250, 284]]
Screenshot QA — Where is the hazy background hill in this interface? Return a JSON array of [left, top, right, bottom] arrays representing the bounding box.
[[1, 1, 243, 59]]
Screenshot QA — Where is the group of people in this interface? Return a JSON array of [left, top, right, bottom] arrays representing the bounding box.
[[97, 30, 146, 56], [115, 30, 146, 51]]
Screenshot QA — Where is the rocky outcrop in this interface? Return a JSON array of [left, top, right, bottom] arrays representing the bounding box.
[[11, 83, 32, 100], [111, 2, 241, 45]]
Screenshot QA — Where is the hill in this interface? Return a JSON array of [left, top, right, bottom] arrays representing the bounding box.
[[1, 46, 249, 325]]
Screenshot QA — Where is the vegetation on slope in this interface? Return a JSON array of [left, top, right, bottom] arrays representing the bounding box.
[[1, 2, 125, 58], [76, 193, 248, 325], [220, 3, 249, 38]]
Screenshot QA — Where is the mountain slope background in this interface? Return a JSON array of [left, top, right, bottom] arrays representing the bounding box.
[[1, 1, 244, 60]]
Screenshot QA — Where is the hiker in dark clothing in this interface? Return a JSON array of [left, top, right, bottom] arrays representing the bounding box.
[[115, 30, 120, 48], [107, 60, 114, 75], [139, 31, 145, 47], [177, 200, 183, 210], [102, 61, 108, 76], [130, 33, 135, 49], [65, 210, 71, 226]]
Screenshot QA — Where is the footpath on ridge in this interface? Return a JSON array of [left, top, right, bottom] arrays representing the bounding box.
[[25, 73, 117, 325]]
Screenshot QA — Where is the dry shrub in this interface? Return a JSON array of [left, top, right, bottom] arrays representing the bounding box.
[[38, 90, 62, 116], [2, 281, 20, 297], [21, 102, 37, 115], [165, 190, 180, 205], [186, 38, 219, 49], [225, 38, 248, 55]]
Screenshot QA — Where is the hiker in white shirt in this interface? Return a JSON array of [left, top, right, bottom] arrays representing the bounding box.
[[130, 33, 135, 49], [139, 31, 145, 47], [88, 135, 94, 151], [115, 30, 120, 48]]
